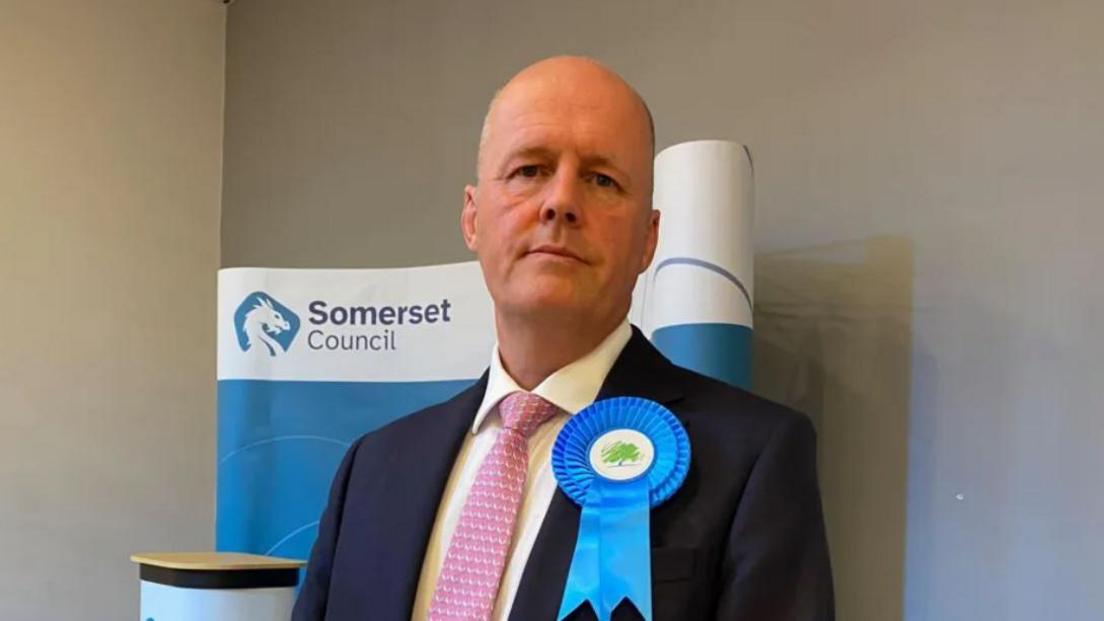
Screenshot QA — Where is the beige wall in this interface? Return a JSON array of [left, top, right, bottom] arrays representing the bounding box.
[[0, 2, 226, 619], [221, 1, 1104, 620]]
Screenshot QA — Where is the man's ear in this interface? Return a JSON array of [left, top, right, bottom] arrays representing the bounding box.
[[461, 184, 479, 252], [638, 209, 661, 273]]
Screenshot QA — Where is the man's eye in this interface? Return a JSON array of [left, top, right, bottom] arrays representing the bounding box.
[[516, 165, 540, 178], [593, 173, 618, 188]]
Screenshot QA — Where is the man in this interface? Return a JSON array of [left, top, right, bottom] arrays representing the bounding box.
[[293, 56, 833, 621]]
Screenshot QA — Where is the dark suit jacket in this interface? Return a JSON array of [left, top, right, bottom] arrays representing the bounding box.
[[293, 327, 834, 620]]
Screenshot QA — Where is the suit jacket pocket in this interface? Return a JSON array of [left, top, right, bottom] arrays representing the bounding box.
[[651, 546, 696, 583]]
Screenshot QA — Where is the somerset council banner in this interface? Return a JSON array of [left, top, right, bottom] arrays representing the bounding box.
[[216, 262, 494, 560]]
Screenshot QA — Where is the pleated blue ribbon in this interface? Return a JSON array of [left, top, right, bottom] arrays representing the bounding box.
[[552, 397, 691, 621]]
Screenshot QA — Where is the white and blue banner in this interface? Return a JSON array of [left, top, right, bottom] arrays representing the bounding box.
[[216, 140, 755, 566], [216, 263, 495, 561], [636, 140, 755, 389]]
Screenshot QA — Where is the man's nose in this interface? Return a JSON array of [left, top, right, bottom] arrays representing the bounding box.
[[539, 170, 581, 226]]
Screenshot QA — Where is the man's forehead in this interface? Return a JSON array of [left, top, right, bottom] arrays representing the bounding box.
[[486, 91, 649, 157], [495, 119, 632, 165], [497, 70, 644, 125]]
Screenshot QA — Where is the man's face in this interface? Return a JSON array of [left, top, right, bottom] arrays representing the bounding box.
[[462, 65, 659, 328]]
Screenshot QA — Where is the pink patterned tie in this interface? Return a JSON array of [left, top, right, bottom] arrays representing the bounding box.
[[427, 391, 561, 621]]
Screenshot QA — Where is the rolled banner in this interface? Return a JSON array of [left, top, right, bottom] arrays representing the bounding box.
[[645, 140, 755, 389], [552, 397, 691, 621]]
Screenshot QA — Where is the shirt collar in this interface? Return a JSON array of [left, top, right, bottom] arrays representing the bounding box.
[[471, 319, 632, 434]]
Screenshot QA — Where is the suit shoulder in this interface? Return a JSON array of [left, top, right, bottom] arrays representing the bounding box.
[[670, 363, 814, 438]]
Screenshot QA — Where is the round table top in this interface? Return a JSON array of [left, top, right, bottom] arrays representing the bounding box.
[[130, 552, 304, 571]]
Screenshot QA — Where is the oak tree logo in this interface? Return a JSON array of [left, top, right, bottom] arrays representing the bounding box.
[[601, 441, 643, 467]]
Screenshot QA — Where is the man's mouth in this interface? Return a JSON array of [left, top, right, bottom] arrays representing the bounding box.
[[527, 245, 587, 263]]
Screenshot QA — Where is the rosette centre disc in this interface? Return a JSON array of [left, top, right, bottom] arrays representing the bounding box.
[[588, 428, 655, 481]]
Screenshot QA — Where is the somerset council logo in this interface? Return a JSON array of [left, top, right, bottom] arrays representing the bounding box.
[[234, 292, 300, 357]]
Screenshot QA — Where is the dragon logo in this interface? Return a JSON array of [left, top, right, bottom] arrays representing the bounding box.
[[234, 292, 300, 357]]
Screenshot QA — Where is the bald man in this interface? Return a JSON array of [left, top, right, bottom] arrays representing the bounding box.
[[293, 57, 834, 621]]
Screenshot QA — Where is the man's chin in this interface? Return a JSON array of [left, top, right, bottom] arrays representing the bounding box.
[[500, 290, 591, 318]]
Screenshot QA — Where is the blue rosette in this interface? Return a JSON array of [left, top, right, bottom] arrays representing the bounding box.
[[551, 397, 691, 621]]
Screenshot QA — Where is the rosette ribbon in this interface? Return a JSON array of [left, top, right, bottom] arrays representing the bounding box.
[[551, 397, 691, 621]]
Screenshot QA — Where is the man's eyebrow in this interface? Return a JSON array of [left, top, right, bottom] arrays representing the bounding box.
[[495, 146, 633, 184], [499, 146, 557, 167], [579, 154, 630, 182]]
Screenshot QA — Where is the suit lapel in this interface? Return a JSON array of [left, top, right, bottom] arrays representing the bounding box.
[[593, 326, 685, 406], [375, 372, 488, 620], [509, 327, 685, 620]]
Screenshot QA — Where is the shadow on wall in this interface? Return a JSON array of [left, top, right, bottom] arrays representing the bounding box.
[[752, 236, 913, 621]]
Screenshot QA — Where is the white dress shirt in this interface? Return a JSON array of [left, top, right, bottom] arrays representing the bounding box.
[[411, 319, 632, 620]]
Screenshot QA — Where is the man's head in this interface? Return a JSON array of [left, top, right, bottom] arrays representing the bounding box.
[[461, 56, 659, 333]]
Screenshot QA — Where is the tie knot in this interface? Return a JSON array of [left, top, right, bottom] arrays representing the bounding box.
[[499, 391, 559, 438]]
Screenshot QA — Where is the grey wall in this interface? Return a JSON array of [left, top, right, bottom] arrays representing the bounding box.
[[221, 1, 1104, 620], [0, 2, 225, 619]]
